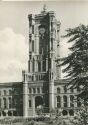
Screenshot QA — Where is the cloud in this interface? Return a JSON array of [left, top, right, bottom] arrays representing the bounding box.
[[0, 28, 28, 82]]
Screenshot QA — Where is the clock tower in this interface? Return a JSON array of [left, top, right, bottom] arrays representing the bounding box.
[[23, 6, 61, 117]]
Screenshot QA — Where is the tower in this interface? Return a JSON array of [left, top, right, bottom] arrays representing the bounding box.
[[23, 6, 60, 117]]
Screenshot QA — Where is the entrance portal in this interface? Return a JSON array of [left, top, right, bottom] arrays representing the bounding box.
[[35, 96, 43, 108]]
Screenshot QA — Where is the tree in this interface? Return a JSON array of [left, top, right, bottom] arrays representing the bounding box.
[[70, 105, 88, 125], [60, 24, 88, 103]]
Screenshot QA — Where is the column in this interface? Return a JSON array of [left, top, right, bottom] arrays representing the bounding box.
[[49, 81, 54, 111], [32, 97, 35, 116], [23, 82, 28, 117]]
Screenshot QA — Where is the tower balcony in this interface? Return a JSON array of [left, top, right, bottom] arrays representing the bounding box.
[[22, 71, 48, 83]]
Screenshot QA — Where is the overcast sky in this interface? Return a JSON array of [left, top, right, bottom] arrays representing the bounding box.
[[0, 1, 88, 82]]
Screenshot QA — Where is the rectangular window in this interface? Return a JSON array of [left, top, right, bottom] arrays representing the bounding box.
[[29, 100, 31, 107], [29, 88, 31, 93], [4, 90, 6, 95], [3, 98, 7, 109], [9, 97, 12, 109], [0, 98, 1, 108], [32, 40, 34, 52], [28, 61, 30, 72], [38, 61, 41, 72], [43, 59, 46, 72], [32, 25, 34, 34]]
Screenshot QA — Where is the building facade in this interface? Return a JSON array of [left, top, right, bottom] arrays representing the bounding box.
[[0, 6, 81, 117]]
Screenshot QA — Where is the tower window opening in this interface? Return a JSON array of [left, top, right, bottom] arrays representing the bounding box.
[[29, 88, 32, 93], [43, 59, 46, 72], [9, 97, 12, 109], [3, 98, 7, 109], [57, 96, 61, 108], [32, 75, 34, 81], [3, 90, 6, 95], [64, 86, 67, 93], [70, 95, 74, 107], [32, 25, 34, 34], [70, 87, 74, 93], [32, 59, 35, 72], [33, 88, 36, 93], [77, 97, 81, 107], [37, 88, 40, 93], [63, 95, 68, 107], [32, 40, 34, 52], [0, 98, 1, 108], [57, 87, 60, 93], [29, 100, 32, 107], [38, 61, 41, 72], [28, 61, 30, 72]]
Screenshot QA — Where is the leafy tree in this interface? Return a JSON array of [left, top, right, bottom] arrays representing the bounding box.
[[60, 24, 88, 103]]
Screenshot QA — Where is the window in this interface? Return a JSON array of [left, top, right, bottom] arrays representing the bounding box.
[[3, 98, 7, 109], [29, 100, 31, 107], [0, 98, 1, 108], [64, 86, 67, 93], [32, 75, 34, 81], [33, 88, 36, 93], [32, 58, 35, 72], [9, 90, 12, 95], [57, 87, 60, 93], [3, 90, 6, 95], [77, 97, 81, 107], [9, 97, 12, 109], [63, 95, 68, 107], [32, 40, 34, 52], [70, 87, 74, 93], [38, 61, 41, 72], [28, 61, 30, 72], [32, 25, 34, 34], [43, 59, 46, 72], [70, 95, 74, 107], [29, 88, 31, 93], [57, 96, 61, 108], [37, 88, 40, 93]]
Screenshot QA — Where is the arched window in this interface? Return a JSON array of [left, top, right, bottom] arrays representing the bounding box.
[[70, 95, 74, 107], [3, 98, 7, 109], [57, 87, 60, 93], [63, 95, 68, 107], [32, 58, 35, 72], [57, 96, 61, 108], [29, 88, 31, 93], [37, 88, 40, 94], [64, 86, 67, 93], [9, 97, 12, 109], [33, 88, 36, 93]]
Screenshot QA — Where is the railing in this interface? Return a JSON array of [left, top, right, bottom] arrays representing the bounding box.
[[23, 71, 47, 82]]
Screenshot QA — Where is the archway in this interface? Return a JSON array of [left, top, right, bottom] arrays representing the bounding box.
[[35, 96, 43, 108]]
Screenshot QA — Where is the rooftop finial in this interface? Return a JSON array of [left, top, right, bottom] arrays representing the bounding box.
[[41, 4, 47, 14], [43, 4, 47, 12]]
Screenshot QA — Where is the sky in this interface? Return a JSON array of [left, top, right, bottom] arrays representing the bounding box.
[[0, 1, 88, 82]]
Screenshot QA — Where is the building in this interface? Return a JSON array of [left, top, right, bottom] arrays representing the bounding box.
[[0, 6, 80, 117]]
